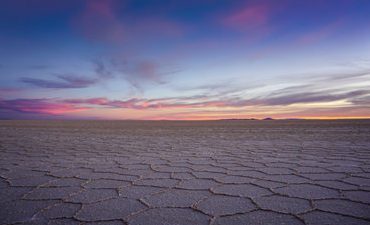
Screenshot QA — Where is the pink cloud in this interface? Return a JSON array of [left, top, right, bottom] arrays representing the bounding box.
[[73, 0, 125, 42], [61, 87, 370, 110], [62, 96, 233, 110], [2, 85, 368, 118], [73, 1, 186, 43], [65, 97, 145, 109], [64, 97, 109, 105], [222, 2, 273, 31], [218, 1, 283, 44], [0, 99, 88, 115]]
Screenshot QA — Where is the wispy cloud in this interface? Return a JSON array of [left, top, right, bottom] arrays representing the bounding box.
[[73, 0, 186, 44], [280, 69, 370, 90], [110, 57, 180, 89], [20, 60, 113, 90], [93, 59, 113, 79], [63, 97, 202, 110], [117, 60, 166, 88], [220, 0, 285, 40], [0, 87, 22, 95], [324, 70, 370, 81], [73, 0, 125, 43], [20, 75, 98, 89], [350, 95, 370, 106], [61, 88, 370, 110], [6, 66, 370, 119], [1, 86, 369, 119], [250, 90, 370, 106], [19, 57, 179, 90], [0, 98, 87, 115], [0, 87, 24, 99], [222, 3, 271, 30]]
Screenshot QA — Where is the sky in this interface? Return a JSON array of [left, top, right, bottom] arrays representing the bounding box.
[[0, 0, 370, 120]]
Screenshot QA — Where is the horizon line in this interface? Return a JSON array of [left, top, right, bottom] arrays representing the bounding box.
[[1, 117, 370, 122]]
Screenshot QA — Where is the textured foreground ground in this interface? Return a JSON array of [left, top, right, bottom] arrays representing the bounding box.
[[1, 120, 370, 225]]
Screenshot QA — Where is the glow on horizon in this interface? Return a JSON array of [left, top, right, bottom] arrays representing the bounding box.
[[0, 0, 370, 120]]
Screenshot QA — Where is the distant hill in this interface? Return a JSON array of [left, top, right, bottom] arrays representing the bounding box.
[[219, 118, 257, 121], [262, 117, 274, 120]]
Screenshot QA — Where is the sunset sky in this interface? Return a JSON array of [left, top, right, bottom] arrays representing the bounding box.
[[0, 0, 370, 120]]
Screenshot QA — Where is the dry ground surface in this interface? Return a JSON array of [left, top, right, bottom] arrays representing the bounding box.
[[1, 120, 370, 225]]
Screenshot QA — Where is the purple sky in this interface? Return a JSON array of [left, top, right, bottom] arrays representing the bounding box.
[[0, 0, 370, 119]]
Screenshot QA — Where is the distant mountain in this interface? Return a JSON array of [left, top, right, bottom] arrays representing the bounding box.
[[262, 117, 274, 120], [219, 118, 257, 121]]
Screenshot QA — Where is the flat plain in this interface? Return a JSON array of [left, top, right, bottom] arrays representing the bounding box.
[[1, 120, 370, 225]]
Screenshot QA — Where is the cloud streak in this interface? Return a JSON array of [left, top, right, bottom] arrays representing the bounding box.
[[51, 89, 370, 111], [0, 98, 87, 115], [20, 75, 98, 89], [9, 64, 370, 119], [1, 85, 369, 119], [248, 90, 370, 106], [19, 57, 179, 90]]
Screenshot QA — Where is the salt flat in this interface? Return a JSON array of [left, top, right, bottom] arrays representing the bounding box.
[[1, 120, 370, 225]]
